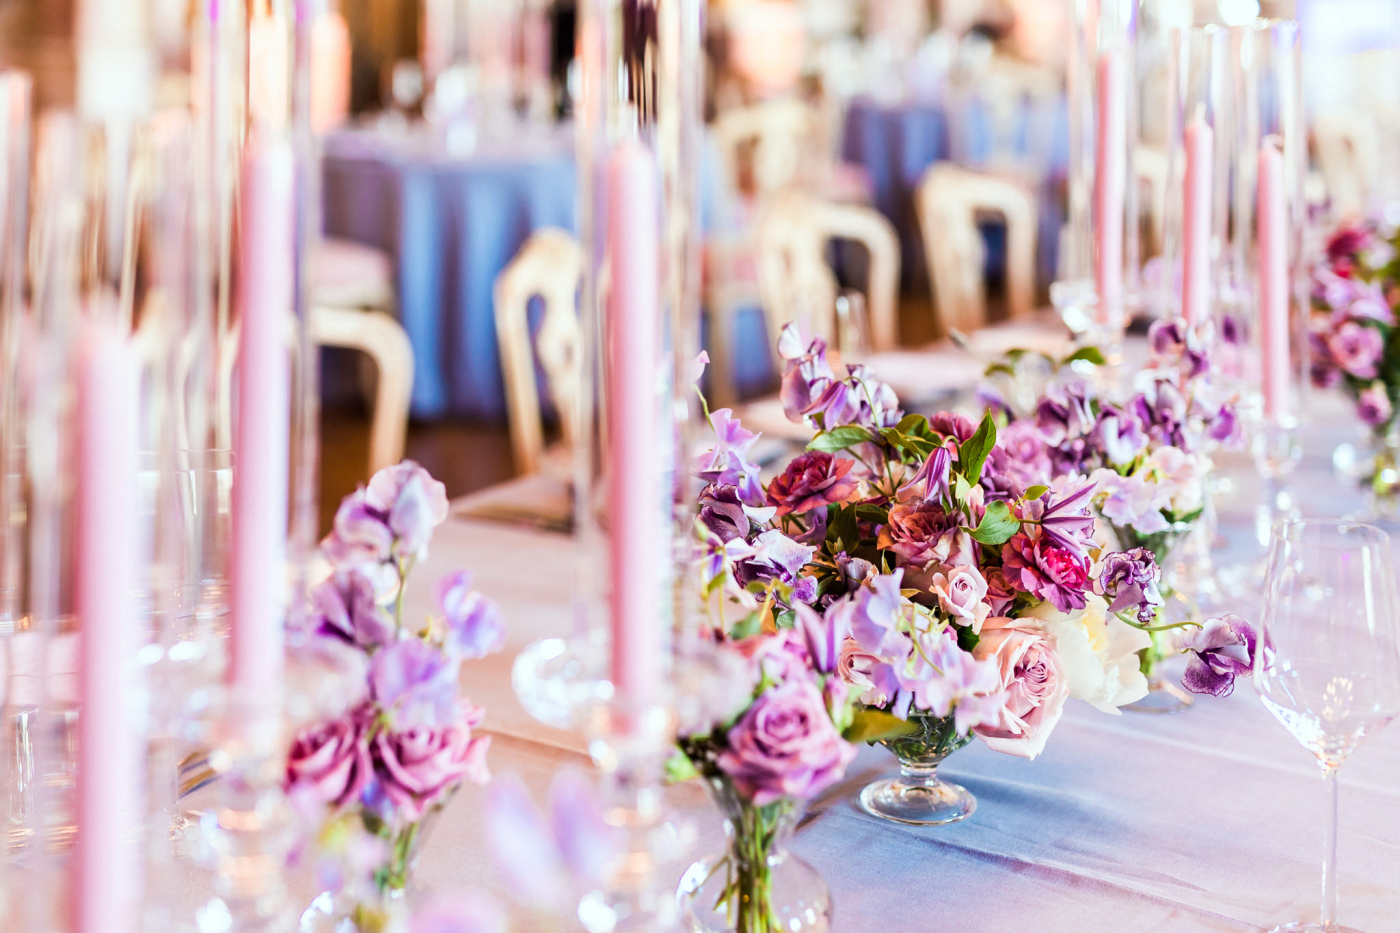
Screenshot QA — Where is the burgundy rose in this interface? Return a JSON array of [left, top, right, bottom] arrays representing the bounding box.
[[286, 709, 373, 808], [373, 704, 492, 821], [766, 452, 858, 516], [876, 501, 972, 567]]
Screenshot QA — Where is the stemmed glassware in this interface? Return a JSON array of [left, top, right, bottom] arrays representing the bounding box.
[[1258, 519, 1400, 933]]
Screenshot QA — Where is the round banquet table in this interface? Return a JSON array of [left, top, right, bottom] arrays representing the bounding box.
[[320, 386, 1398, 932], [840, 95, 1069, 293], [321, 126, 578, 421]]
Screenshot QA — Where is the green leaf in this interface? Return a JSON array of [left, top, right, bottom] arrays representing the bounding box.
[[984, 361, 1016, 378], [1023, 484, 1049, 501], [969, 499, 1020, 546], [880, 427, 935, 458], [957, 411, 998, 485], [843, 708, 923, 744], [954, 473, 972, 503], [896, 413, 938, 442], [729, 612, 763, 640], [1062, 346, 1107, 366], [955, 624, 981, 653], [807, 425, 874, 453], [664, 749, 700, 783], [773, 609, 796, 630], [827, 503, 860, 551]]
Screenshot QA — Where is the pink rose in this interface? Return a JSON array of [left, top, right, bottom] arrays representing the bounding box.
[[877, 501, 973, 568], [930, 565, 990, 632], [373, 705, 492, 820], [972, 617, 1068, 759], [286, 709, 373, 808], [837, 637, 887, 706], [716, 679, 857, 806]]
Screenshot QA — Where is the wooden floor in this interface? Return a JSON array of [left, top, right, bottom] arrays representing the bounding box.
[[318, 407, 515, 533]]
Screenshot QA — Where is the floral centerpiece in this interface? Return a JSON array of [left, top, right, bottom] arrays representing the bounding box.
[[670, 326, 1183, 925], [978, 322, 1240, 695], [287, 462, 505, 931], [1307, 220, 1400, 508]]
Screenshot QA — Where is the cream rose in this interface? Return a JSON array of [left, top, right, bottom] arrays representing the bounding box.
[[1022, 592, 1151, 713]]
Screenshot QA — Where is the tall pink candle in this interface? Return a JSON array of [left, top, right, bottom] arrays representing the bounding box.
[[1094, 48, 1126, 325], [73, 318, 142, 933], [1181, 112, 1213, 325], [606, 140, 661, 717], [1258, 135, 1289, 420], [228, 134, 293, 711]]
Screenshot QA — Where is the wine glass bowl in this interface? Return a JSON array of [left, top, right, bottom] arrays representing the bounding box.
[[1257, 519, 1400, 933]]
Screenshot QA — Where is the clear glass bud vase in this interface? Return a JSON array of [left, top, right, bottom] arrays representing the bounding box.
[[1362, 422, 1400, 522], [858, 712, 975, 825], [677, 777, 831, 933]]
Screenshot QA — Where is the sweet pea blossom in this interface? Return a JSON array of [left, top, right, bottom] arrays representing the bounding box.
[[409, 893, 509, 933], [437, 571, 506, 659], [1094, 548, 1164, 624], [695, 409, 766, 507], [311, 568, 397, 649], [847, 571, 908, 658], [367, 461, 451, 560], [777, 325, 837, 424], [370, 639, 462, 729], [1092, 404, 1148, 466], [1023, 593, 1151, 713], [1089, 468, 1172, 535], [733, 529, 818, 603], [1180, 614, 1258, 697], [877, 625, 1005, 732], [322, 489, 395, 568]]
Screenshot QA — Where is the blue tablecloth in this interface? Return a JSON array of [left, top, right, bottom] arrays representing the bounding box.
[[841, 95, 1069, 292], [322, 128, 578, 420]]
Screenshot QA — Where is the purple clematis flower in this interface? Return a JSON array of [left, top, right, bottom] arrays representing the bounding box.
[[370, 638, 462, 729], [437, 571, 506, 659], [1018, 479, 1097, 558], [1179, 614, 1257, 697], [900, 445, 952, 504]]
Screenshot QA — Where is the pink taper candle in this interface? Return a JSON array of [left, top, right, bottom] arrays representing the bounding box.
[[228, 134, 293, 711], [1258, 135, 1289, 420], [74, 318, 142, 933], [1181, 111, 1214, 325], [1094, 48, 1126, 325], [606, 140, 661, 717]]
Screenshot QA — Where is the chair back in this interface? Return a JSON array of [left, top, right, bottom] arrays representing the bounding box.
[[493, 228, 584, 475], [915, 162, 1037, 334], [1315, 114, 1379, 219], [756, 193, 900, 362], [712, 99, 812, 202]]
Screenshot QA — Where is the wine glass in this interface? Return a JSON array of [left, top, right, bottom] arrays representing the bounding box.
[[1257, 519, 1400, 933]]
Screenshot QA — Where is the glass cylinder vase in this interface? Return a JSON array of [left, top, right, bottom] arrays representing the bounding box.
[[677, 776, 831, 933], [858, 711, 975, 826]]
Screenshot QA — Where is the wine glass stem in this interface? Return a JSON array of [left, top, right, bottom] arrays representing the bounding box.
[[1321, 767, 1339, 932]]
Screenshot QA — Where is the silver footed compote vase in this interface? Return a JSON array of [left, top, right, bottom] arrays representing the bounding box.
[[858, 712, 975, 825]]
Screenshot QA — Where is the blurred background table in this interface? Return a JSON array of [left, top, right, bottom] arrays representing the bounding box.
[[322, 125, 577, 420]]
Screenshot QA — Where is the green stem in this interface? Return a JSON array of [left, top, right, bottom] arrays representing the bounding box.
[[1115, 610, 1202, 634], [394, 554, 416, 632]]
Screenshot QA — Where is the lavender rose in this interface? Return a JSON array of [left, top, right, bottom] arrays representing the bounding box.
[[1001, 534, 1091, 613], [1358, 382, 1394, 428], [973, 617, 1069, 759], [1180, 614, 1257, 697], [285, 709, 373, 808], [716, 679, 857, 806], [1094, 547, 1164, 625], [374, 704, 492, 821], [929, 564, 990, 632], [877, 501, 973, 567], [766, 451, 858, 516]]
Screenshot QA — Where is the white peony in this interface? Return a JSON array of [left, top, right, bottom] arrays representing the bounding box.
[[1022, 592, 1151, 713]]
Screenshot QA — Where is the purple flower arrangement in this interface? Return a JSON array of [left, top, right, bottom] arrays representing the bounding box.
[[286, 461, 504, 916], [1308, 221, 1400, 498]]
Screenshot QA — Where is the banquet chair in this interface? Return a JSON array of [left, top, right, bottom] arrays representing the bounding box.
[[914, 162, 1037, 335], [493, 228, 584, 476], [1315, 114, 1380, 219], [754, 192, 900, 369]]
